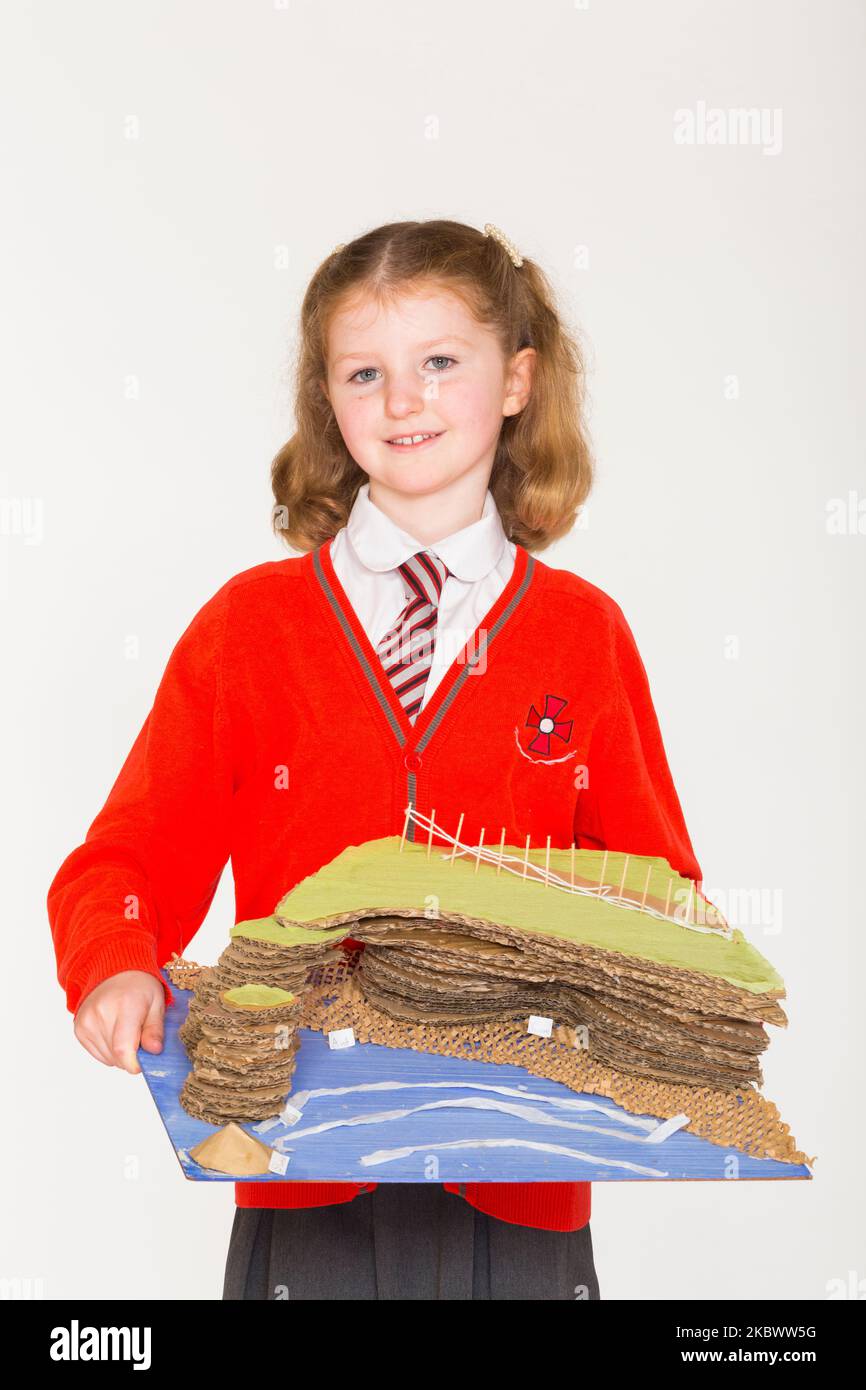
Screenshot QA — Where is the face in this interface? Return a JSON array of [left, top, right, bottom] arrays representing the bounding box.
[[321, 284, 535, 500]]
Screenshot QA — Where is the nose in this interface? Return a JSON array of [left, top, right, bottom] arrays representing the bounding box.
[[383, 371, 427, 420]]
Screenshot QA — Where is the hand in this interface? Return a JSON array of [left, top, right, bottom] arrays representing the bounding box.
[[74, 970, 166, 1074]]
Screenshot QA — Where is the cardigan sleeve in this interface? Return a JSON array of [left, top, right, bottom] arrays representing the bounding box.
[[573, 603, 703, 888], [46, 586, 234, 1015]]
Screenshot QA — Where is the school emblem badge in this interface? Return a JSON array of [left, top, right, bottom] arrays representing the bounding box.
[[518, 693, 576, 762]]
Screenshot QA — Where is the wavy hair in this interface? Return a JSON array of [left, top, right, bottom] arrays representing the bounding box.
[[270, 219, 594, 553]]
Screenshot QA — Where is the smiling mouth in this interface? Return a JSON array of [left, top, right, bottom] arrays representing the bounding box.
[[385, 431, 444, 448]]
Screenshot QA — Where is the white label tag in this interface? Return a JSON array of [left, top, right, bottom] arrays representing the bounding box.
[[328, 1027, 356, 1050], [279, 1102, 302, 1126], [527, 1015, 553, 1037], [268, 1150, 290, 1175], [253, 1116, 282, 1134]]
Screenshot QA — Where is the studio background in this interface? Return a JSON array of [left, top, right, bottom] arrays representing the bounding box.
[[2, 0, 862, 1299]]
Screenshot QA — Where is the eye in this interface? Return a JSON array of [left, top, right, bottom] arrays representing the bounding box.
[[347, 355, 456, 385]]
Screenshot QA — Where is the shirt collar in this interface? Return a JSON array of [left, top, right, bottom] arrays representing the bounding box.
[[344, 481, 509, 582]]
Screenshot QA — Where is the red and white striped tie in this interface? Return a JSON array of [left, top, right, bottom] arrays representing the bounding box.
[[376, 550, 450, 723]]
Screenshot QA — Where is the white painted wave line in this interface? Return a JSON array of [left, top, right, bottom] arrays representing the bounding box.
[[273, 1096, 684, 1147], [287, 1079, 658, 1132], [644, 1113, 690, 1144], [359, 1136, 669, 1178]]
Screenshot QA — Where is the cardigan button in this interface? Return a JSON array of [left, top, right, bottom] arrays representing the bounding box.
[[404, 751, 422, 771]]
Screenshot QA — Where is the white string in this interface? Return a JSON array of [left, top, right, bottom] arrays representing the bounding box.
[[403, 805, 733, 939]]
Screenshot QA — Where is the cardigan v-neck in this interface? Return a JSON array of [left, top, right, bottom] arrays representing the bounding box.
[[308, 535, 538, 756]]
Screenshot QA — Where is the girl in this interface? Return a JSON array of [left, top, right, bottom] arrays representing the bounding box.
[[47, 218, 703, 1301]]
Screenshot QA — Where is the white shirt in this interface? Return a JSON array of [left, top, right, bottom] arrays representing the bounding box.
[[329, 482, 516, 711]]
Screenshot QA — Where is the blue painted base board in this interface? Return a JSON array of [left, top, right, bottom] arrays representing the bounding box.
[[139, 976, 812, 1185]]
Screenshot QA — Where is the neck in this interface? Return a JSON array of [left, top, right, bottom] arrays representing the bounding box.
[[367, 462, 493, 545]]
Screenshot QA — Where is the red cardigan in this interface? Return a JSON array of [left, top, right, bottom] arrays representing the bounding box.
[[47, 539, 702, 1232]]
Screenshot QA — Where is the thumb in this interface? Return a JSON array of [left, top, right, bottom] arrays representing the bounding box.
[[112, 1007, 145, 1074], [139, 988, 166, 1055]]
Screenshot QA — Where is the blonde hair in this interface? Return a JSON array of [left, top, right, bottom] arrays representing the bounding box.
[[271, 219, 594, 553]]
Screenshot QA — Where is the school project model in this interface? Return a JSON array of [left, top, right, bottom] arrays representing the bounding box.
[[174, 808, 813, 1170]]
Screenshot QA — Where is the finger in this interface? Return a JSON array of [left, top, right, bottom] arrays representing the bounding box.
[[74, 1024, 115, 1067]]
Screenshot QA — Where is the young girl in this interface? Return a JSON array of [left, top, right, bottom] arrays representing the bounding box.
[[47, 218, 703, 1301]]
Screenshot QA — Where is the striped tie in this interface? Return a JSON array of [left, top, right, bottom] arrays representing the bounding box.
[[376, 549, 450, 723]]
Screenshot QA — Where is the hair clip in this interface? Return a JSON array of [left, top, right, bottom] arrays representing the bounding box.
[[482, 223, 524, 267]]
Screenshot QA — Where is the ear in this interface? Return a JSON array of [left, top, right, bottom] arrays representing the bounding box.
[[503, 347, 537, 417]]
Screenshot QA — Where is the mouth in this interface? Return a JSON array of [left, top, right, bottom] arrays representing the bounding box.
[[384, 431, 445, 451]]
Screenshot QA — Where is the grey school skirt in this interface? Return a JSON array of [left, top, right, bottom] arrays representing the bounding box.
[[223, 1184, 600, 1301]]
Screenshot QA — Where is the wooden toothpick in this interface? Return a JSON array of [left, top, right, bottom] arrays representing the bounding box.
[[599, 849, 609, 897], [618, 854, 630, 901], [399, 804, 412, 851], [664, 876, 673, 917], [449, 811, 465, 864], [522, 834, 531, 881], [427, 808, 435, 859], [570, 841, 575, 890], [640, 863, 652, 910], [475, 827, 485, 874]]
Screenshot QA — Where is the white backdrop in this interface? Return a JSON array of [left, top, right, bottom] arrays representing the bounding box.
[[2, 0, 863, 1300]]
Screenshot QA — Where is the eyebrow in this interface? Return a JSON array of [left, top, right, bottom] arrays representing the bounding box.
[[332, 336, 474, 367]]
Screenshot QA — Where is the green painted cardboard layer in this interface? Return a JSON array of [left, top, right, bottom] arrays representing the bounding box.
[[231, 836, 783, 995]]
